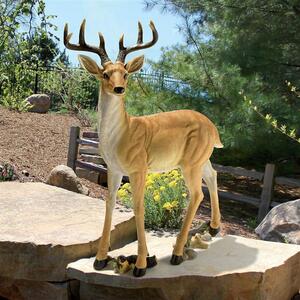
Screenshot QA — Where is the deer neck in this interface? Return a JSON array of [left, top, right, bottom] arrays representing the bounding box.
[[97, 87, 129, 154]]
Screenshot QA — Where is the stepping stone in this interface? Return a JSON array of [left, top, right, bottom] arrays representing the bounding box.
[[0, 182, 136, 282], [67, 232, 300, 300]]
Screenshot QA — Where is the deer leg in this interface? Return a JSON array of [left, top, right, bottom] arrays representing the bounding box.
[[203, 160, 221, 236], [94, 169, 122, 270], [129, 170, 148, 277], [171, 164, 204, 265]]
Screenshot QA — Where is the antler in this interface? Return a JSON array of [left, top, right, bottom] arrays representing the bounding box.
[[116, 20, 158, 63], [64, 19, 111, 66]]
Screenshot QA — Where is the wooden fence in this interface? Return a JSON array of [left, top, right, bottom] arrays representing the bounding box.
[[67, 126, 300, 222]]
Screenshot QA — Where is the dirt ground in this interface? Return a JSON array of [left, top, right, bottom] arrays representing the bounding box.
[[1, 106, 299, 239]]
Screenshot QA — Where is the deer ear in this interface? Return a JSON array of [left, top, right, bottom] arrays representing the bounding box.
[[78, 55, 103, 77], [125, 55, 144, 73]]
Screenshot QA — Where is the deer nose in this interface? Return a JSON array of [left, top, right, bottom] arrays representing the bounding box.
[[114, 87, 125, 94]]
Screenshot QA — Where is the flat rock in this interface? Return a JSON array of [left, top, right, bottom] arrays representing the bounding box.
[[0, 182, 136, 281], [67, 232, 300, 300]]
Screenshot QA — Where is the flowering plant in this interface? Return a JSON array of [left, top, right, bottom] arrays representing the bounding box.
[[0, 163, 15, 181], [118, 169, 188, 229]]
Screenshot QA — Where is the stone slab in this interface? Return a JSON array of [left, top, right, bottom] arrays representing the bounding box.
[[0, 276, 68, 300], [67, 232, 300, 300], [0, 182, 136, 281]]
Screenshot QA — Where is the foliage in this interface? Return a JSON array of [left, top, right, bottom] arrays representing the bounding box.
[[118, 169, 188, 229], [0, 163, 15, 181], [0, 0, 67, 111], [145, 0, 300, 172], [38, 63, 99, 112], [76, 108, 98, 129], [0, 62, 34, 111], [241, 88, 300, 144]]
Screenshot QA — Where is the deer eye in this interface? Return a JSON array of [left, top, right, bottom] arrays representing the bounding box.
[[103, 73, 109, 79], [124, 73, 128, 79]]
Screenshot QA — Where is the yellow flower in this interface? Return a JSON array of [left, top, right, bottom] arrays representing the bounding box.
[[171, 169, 179, 177], [182, 193, 187, 198], [168, 180, 177, 188], [171, 200, 178, 208], [159, 186, 166, 191], [163, 200, 179, 211], [146, 179, 154, 186], [122, 183, 131, 190], [163, 202, 172, 211], [154, 194, 160, 202], [117, 189, 128, 198], [151, 173, 160, 179]]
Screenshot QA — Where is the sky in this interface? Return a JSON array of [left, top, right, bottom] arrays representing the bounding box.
[[44, 0, 185, 67]]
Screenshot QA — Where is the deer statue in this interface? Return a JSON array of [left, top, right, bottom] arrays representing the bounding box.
[[64, 19, 223, 277]]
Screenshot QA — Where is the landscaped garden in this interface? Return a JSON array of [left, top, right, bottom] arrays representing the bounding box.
[[0, 1, 299, 299]]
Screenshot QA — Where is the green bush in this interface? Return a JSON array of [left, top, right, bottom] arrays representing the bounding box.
[[39, 63, 99, 112], [0, 64, 34, 112], [118, 169, 188, 229], [0, 163, 15, 181]]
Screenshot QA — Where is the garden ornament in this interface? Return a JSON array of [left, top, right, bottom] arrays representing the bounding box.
[[64, 19, 223, 277]]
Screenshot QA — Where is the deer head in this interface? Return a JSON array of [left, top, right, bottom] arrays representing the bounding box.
[[64, 19, 158, 95]]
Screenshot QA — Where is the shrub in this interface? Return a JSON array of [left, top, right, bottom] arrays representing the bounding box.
[[118, 169, 188, 229], [1, 93, 32, 112], [0, 64, 34, 112], [0, 163, 15, 181]]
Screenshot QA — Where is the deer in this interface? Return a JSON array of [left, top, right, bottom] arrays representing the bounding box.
[[64, 19, 223, 277]]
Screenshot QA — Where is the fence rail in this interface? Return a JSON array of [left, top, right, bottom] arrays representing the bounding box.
[[25, 65, 185, 95]]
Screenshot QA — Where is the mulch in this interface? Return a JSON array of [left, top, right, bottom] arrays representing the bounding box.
[[0, 107, 81, 182]]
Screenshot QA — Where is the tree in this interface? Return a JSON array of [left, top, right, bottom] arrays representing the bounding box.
[[0, 0, 69, 110], [145, 0, 300, 172]]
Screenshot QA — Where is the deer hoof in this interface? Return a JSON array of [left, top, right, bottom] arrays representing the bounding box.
[[170, 254, 183, 265], [146, 255, 158, 268], [207, 221, 220, 237], [133, 267, 146, 277], [93, 258, 108, 270]]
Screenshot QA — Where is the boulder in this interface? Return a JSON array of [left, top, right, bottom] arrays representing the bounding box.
[[47, 164, 89, 195], [0, 182, 136, 281], [255, 199, 300, 244], [67, 232, 300, 300], [26, 94, 51, 113]]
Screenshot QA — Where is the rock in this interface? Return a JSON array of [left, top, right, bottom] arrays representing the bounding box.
[[47, 165, 89, 195], [26, 94, 51, 113], [255, 199, 300, 244], [22, 169, 29, 177], [0, 276, 68, 300], [67, 232, 300, 300], [0, 182, 136, 281]]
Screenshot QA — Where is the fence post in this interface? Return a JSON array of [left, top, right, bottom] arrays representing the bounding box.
[[67, 126, 80, 171], [258, 164, 275, 222]]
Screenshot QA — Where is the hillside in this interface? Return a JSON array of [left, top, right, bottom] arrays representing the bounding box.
[[0, 107, 106, 199], [0, 106, 81, 181]]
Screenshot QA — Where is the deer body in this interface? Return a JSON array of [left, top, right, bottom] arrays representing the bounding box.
[[64, 20, 222, 277]]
